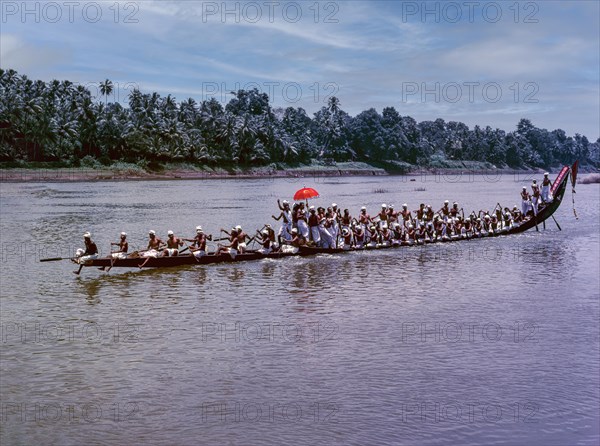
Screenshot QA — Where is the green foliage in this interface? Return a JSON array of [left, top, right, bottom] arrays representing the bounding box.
[[0, 69, 596, 170]]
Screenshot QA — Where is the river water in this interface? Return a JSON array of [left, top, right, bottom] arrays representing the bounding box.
[[1, 174, 598, 446]]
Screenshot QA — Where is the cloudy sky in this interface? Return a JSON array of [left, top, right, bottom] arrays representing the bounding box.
[[2, 1, 598, 138]]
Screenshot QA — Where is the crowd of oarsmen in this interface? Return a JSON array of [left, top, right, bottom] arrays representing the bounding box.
[[73, 173, 553, 271]]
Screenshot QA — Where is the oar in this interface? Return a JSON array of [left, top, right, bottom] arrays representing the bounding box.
[[551, 215, 562, 231], [182, 243, 200, 263], [40, 257, 72, 262]]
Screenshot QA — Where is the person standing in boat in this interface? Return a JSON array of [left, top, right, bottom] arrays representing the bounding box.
[[358, 206, 371, 232], [400, 204, 411, 223], [74, 232, 99, 275], [415, 204, 426, 227], [425, 204, 434, 221], [331, 203, 341, 240], [375, 204, 389, 229], [341, 209, 352, 232], [387, 205, 399, 224], [318, 217, 334, 249], [163, 230, 183, 257], [531, 180, 541, 216], [308, 206, 321, 245], [541, 172, 553, 203], [439, 200, 450, 221], [272, 199, 292, 246], [521, 186, 531, 216], [450, 202, 462, 219], [296, 202, 309, 239]]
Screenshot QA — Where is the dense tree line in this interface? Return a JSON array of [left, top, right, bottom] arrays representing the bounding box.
[[1, 69, 597, 169]]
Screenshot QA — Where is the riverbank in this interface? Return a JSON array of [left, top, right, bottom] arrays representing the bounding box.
[[0, 160, 595, 183]]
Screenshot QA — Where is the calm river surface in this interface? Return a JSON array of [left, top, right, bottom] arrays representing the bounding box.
[[1, 174, 598, 446]]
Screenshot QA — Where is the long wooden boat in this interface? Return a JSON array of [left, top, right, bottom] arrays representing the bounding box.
[[74, 163, 576, 271]]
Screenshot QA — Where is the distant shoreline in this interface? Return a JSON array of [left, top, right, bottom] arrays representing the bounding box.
[[1, 163, 596, 183]]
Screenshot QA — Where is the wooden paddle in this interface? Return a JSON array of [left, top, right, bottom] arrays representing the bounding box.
[[551, 215, 562, 231], [40, 257, 72, 262]]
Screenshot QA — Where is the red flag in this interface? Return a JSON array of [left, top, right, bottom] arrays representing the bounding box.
[[571, 160, 579, 188]]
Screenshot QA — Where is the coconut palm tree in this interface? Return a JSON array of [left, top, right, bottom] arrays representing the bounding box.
[[99, 79, 113, 106]]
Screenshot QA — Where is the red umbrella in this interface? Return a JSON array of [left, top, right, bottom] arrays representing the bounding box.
[[293, 187, 319, 201]]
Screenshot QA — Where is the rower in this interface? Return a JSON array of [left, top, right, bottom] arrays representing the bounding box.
[[112, 232, 128, 257], [520, 186, 531, 217], [392, 223, 403, 245], [512, 205, 523, 223], [142, 230, 164, 259], [405, 224, 416, 242], [353, 224, 365, 249], [255, 229, 272, 255], [379, 225, 392, 247], [272, 199, 292, 245], [490, 215, 499, 233], [483, 215, 493, 233], [308, 206, 321, 245], [163, 230, 183, 256], [341, 228, 353, 250], [216, 229, 239, 258], [185, 226, 211, 258], [416, 222, 427, 242], [463, 217, 473, 237], [531, 180, 541, 216], [289, 228, 307, 248], [474, 218, 483, 235], [541, 172, 553, 203], [264, 224, 277, 250], [367, 225, 379, 247], [503, 208, 514, 229], [74, 232, 99, 275], [99, 231, 128, 271], [235, 225, 250, 253]]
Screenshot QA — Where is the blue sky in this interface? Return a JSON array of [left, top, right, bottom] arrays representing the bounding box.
[[1, 1, 599, 139]]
